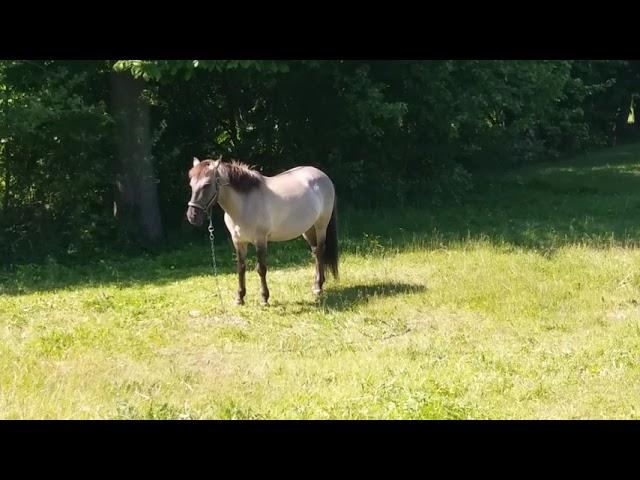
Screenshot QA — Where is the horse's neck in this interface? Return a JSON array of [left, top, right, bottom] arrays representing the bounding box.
[[217, 186, 245, 220]]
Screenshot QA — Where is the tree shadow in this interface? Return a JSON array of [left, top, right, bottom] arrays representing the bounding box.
[[0, 242, 318, 297], [340, 144, 640, 257], [4, 144, 640, 297]]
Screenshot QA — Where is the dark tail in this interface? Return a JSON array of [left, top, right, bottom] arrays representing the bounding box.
[[324, 197, 339, 280]]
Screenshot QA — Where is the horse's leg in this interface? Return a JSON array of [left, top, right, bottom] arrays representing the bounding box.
[[234, 240, 248, 305], [312, 223, 329, 295], [255, 240, 270, 305], [303, 227, 323, 295]]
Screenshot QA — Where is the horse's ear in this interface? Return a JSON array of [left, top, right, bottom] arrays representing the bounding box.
[[193, 157, 200, 167]]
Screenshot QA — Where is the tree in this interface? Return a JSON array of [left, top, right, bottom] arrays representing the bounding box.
[[110, 70, 163, 245]]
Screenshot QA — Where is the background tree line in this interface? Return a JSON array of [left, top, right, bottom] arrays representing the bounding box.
[[1, 60, 639, 264]]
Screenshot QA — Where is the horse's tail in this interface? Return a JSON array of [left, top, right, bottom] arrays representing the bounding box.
[[324, 197, 339, 280]]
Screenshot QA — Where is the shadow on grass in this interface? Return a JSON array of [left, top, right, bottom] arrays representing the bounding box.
[[0, 241, 317, 297], [340, 144, 640, 256], [288, 282, 427, 312]]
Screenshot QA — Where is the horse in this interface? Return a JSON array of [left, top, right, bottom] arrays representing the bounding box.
[[186, 157, 338, 305]]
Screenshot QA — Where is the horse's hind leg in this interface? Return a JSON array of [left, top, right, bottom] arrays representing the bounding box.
[[305, 225, 326, 295], [303, 227, 321, 295], [256, 240, 270, 305], [234, 240, 248, 305]]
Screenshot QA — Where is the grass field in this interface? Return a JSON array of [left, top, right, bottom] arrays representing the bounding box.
[[2, 144, 640, 419]]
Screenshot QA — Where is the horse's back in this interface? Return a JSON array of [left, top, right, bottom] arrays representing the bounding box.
[[274, 165, 332, 184], [268, 166, 334, 200], [263, 166, 335, 241]]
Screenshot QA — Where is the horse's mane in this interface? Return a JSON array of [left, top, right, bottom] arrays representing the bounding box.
[[190, 159, 263, 193], [221, 160, 263, 192]]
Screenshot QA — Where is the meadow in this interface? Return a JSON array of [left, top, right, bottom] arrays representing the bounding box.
[[2, 144, 640, 419]]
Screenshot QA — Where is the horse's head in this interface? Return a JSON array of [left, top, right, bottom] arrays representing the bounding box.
[[186, 157, 223, 226]]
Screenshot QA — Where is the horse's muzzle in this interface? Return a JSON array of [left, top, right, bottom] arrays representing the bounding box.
[[186, 205, 204, 226]]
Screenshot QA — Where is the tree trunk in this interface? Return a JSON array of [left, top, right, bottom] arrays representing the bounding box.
[[110, 71, 163, 245]]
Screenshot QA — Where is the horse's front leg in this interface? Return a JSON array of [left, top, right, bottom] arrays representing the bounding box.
[[256, 240, 270, 305], [234, 241, 248, 305]]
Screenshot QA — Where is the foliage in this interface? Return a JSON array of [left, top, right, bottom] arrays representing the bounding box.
[[0, 61, 115, 264], [2, 60, 639, 263]]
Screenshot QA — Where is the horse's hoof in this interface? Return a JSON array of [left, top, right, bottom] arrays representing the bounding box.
[[235, 299, 245, 306], [312, 287, 323, 295], [261, 301, 269, 307]]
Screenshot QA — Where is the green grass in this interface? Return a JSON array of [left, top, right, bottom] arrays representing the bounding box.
[[3, 144, 640, 419]]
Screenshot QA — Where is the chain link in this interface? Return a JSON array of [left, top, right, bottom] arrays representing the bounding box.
[[207, 213, 226, 310]]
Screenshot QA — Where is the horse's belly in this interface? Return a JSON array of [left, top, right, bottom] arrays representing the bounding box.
[[264, 193, 320, 242], [268, 221, 315, 242], [268, 233, 302, 242]]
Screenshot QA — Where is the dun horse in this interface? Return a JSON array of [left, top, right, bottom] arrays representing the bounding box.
[[186, 157, 338, 305]]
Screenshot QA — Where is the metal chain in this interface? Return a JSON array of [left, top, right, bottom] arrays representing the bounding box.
[[207, 213, 226, 311]]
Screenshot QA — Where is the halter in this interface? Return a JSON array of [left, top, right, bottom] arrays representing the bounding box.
[[188, 190, 219, 216], [188, 176, 229, 215]]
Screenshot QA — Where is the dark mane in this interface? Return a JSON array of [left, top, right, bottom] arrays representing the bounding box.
[[189, 159, 262, 193], [220, 160, 263, 192]]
